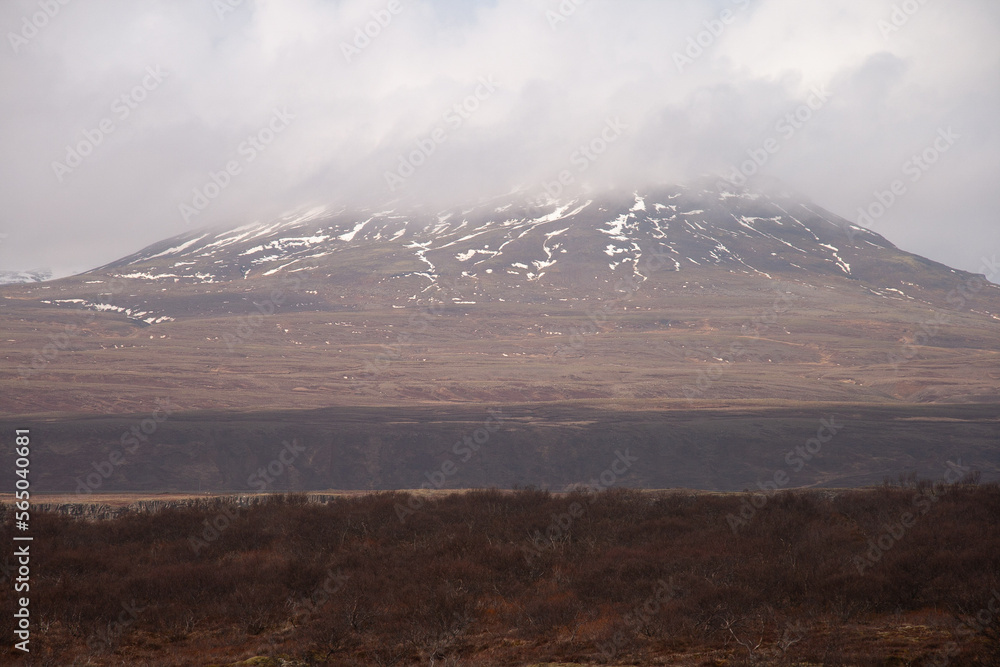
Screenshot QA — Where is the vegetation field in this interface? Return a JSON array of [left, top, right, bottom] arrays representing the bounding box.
[[2, 485, 999, 666]]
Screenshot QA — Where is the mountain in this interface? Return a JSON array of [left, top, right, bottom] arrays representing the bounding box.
[[2, 182, 999, 492], [93, 182, 991, 314], [0, 269, 52, 285]]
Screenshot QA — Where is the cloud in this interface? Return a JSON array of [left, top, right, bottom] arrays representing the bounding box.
[[0, 0, 997, 277]]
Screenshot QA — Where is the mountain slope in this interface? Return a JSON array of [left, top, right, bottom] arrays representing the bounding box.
[[2, 182, 998, 412], [91, 183, 990, 315], [3, 183, 999, 492]]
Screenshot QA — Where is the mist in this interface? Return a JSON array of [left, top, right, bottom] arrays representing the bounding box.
[[1, 0, 997, 277]]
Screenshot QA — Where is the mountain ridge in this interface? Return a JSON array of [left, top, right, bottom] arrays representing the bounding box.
[[64, 182, 997, 322], [2, 181, 998, 417], [0, 269, 52, 285]]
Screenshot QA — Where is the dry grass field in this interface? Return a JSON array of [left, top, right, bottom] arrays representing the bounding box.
[[2, 486, 998, 666]]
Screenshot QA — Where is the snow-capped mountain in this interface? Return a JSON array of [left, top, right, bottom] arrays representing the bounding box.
[[0, 269, 52, 285], [117, 184, 978, 287], [16, 182, 1000, 327], [109, 184, 875, 286], [4, 181, 999, 413]]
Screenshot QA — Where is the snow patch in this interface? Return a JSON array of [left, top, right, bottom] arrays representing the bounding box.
[[338, 218, 372, 242], [145, 234, 208, 260]]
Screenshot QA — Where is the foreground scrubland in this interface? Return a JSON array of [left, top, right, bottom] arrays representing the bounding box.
[[2, 484, 999, 666]]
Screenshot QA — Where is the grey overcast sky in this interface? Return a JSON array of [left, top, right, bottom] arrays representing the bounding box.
[[0, 0, 997, 278]]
